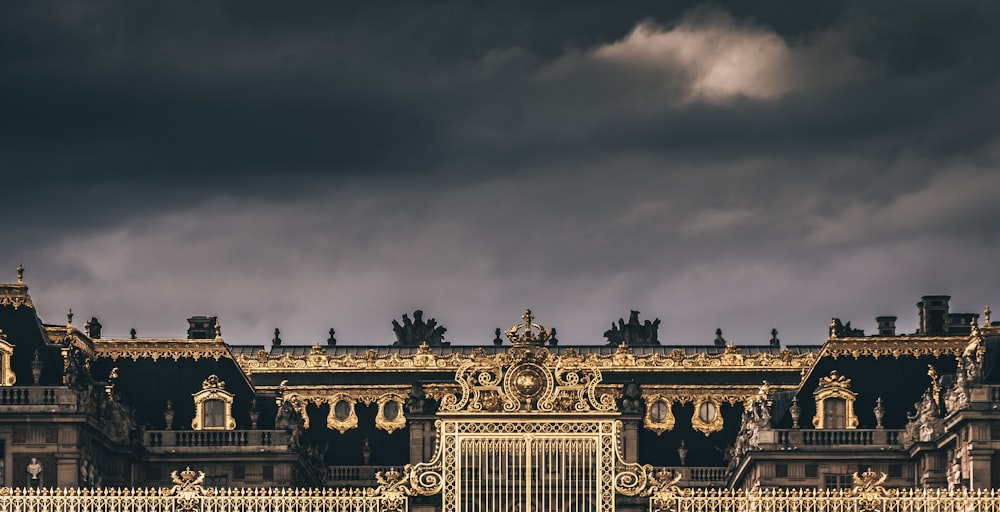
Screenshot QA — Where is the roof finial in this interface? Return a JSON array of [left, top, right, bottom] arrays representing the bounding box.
[[272, 328, 282, 347], [16, 262, 24, 284], [67, 308, 74, 326], [214, 318, 222, 339], [985, 306, 992, 325], [504, 308, 551, 346]]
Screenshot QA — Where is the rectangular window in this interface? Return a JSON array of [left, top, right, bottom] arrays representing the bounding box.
[[0, 440, 5, 486], [805, 464, 818, 478], [262, 465, 274, 480], [146, 466, 162, 482], [775, 464, 788, 478], [824, 398, 847, 429], [204, 399, 225, 428], [824, 474, 853, 489], [991, 423, 1000, 440], [888, 465, 903, 478], [204, 475, 227, 487], [233, 465, 246, 480]]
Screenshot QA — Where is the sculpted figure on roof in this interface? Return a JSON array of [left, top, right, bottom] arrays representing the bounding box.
[[392, 310, 448, 346], [604, 310, 660, 346]]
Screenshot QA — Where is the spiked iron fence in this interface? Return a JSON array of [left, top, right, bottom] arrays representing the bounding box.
[[651, 488, 1000, 512], [0, 467, 408, 512]]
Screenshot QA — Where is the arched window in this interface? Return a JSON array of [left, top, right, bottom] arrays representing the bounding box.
[[812, 371, 858, 430]]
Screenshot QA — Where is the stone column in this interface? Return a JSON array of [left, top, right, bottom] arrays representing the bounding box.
[[620, 415, 641, 463], [968, 450, 993, 489], [408, 414, 436, 465]]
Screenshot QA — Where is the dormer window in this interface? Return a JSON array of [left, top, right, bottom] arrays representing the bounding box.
[[812, 371, 858, 430], [0, 335, 14, 386], [191, 375, 236, 430]]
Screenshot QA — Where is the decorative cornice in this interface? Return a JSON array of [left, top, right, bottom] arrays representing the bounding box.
[[640, 385, 795, 406], [0, 284, 32, 310], [94, 338, 231, 361], [235, 344, 817, 375], [821, 336, 970, 359], [438, 345, 616, 414]]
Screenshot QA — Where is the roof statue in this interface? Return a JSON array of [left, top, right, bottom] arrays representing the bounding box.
[[713, 328, 726, 346], [830, 317, 865, 337], [604, 310, 660, 346], [392, 310, 448, 346]]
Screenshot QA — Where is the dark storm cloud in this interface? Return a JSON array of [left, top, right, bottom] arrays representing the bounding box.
[[3, 0, 1000, 346]]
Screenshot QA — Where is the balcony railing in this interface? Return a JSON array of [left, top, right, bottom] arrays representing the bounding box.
[[324, 466, 397, 487], [0, 386, 80, 412], [651, 466, 728, 486], [775, 428, 903, 448], [144, 430, 291, 453]]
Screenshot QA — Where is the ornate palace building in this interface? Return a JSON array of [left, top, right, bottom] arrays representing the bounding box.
[[2, 264, 1000, 512]]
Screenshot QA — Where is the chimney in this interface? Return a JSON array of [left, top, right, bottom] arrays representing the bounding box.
[[876, 316, 896, 337], [917, 295, 950, 335], [187, 316, 217, 339]]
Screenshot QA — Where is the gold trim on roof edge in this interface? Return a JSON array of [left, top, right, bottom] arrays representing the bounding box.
[[0, 284, 32, 309], [821, 336, 973, 359], [92, 338, 232, 361], [235, 343, 817, 374]]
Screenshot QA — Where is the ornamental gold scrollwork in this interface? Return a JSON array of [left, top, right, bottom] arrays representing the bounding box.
[[405, 419, 445, 497], [325, 393, 359, 434], [0, 284, 32, 310], [93, 339, 231, 361], [440, 346, 615, 414], [233, 343, 818, 374], [643, 394, 675, 435], [691, 396, 724, 436], [851, 467, 889, 512], [375, 393, 407, 434], [823, 337, 969, 359]]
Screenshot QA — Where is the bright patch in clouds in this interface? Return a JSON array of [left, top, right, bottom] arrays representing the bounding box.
[[593, 12, 863, 103]]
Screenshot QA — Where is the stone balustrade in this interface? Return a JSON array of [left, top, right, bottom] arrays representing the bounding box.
[[0, 386, 80, 413], [144, 429, 291, 453], [774, 428, 904, 449]]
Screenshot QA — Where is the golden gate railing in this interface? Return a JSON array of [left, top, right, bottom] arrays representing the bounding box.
[[0, 467, 409, 512], [0, 487, 408, 512], [650, 488, 1000, 512]]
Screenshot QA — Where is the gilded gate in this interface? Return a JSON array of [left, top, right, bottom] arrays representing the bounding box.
[[405, 310, 654, 512]]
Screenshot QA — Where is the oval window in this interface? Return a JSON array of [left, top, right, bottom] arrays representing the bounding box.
[[383, 400, 399, 421], [698, 401, 717, 422], [649, 400, 668, 422], [334, 400, 352, 421]]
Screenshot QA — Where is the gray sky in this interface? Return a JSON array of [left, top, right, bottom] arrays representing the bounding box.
[[3, 0, 999, 346]]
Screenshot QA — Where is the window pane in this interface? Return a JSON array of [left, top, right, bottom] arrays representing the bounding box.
[[699, 402, 716, 422], [335, 400, 352, 420], [650, 401, 667, 422], [204, 399, 225, 428], [383, 400, 399, 421], [824, 398, 847, 429]]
